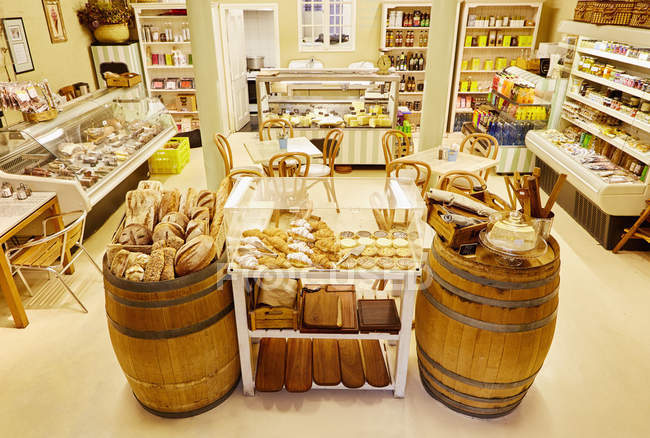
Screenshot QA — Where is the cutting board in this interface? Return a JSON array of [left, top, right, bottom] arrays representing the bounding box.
[[301, 291, 358, 334], [312, 339, 341, 386], [255, 338, 286, 392], [357, 299, 401, 334], [285, 338, 312, 393], [303, 290, 342, 328], [338, 340, 365, 388], [360, 340, 390, 388]]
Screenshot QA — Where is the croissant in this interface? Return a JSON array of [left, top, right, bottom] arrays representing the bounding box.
[[287, 252, 311, 268], [268, 236, 290, 254], [313, 228, 335, 239]]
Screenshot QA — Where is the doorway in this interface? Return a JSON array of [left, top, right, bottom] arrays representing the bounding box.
[[218, 3, 280, 133]]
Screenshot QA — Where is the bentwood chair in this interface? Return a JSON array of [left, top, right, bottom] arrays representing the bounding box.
[[459, 133, 499, 182], [259, 118, 294, 141], [225, 169, 264, 192], [7, 210, 100, 313], [267, 152, 311, 177], [386, 160, 432, 198], [214, 133, 262, 175], [302, 128, 344, 177], [382, 129, 413, 165], [437, 170, 510, 211]]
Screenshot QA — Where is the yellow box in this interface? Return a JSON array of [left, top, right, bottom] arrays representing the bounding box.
[[465, 36, 473, 47], [495, 57, 508, 70], [461, 60, 469, 70], [471, 58, 481, 70], [478, 35, 488, 47], [460, 81, 469, 92], [470, 81, 479, 92], [503, 35, 512, 47], [484, 59, 494, 71]]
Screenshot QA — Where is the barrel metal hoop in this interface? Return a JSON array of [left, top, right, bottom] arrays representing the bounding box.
[[431, 249, 559, 290], [107, 301, 234, 339], [416, 343, 540, 389], [427, 266, 559, 308], [106, 277, 228, 308], [134, 376, 241, 418], [419, 369, 522, 418], [418, 359, 529, 404], [420, 287, 558, 333]]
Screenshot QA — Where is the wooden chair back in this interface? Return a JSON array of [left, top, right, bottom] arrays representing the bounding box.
[[225, 169, 264, 192], [259, 118, 294, 141], [437, 171, 510, 211], [459, 133, 499, 181], [386, 160, 432, 197], [267, 152, 310, 177], [382, 130, 413, 164], [214, 133, 233, 175], [322, 128, 344, 173]]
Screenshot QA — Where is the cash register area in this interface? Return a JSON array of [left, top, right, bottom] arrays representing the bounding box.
[[1, 140, 649, 437]]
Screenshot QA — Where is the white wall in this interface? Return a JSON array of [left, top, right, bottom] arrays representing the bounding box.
[[243, 10, 277, 68]]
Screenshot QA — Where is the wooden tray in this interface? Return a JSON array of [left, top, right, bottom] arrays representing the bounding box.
[[302, 289, 341, 329], [255, 338, 286, 392], [300, 286, 358, 334], [106, 72, 142, 88], [357, 299, 401, 334]]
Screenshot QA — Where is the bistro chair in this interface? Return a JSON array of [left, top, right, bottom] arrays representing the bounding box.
[[382, 129, 413, 165], [437, 170, 510, 211], [225, 168, 264, 192], [459, 133, 499, 182], [259, 118, 294, 141], [7, 210, 100, 313], [267, 152, 310, 177], [302, 128, 344, 177], [386, 160, 432, 198], [214, 133, 262, 175], [613, 199, 650, 253]]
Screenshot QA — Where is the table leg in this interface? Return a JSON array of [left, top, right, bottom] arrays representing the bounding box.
[[50, 201, 74, 275], [394, 273, 416, 398], [232, 273, 254, 396], [0, 251, 29, 328]]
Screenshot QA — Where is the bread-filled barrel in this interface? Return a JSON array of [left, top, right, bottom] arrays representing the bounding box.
[[415, 235, 559, 418], [103, 257, 240, 418]]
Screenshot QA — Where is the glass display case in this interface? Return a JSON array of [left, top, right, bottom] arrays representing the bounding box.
[[0, 94, 176, 212], [224, 177, 426, 272]]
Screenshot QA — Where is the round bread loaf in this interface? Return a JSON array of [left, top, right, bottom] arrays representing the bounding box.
[[185, 219, 208, 242], [175, 235, 217, 277], [125, 265, 145, 282], [197, 190, 216, 218], [160, 212, 190, 229], [153, 222, 185, 242], [189, 206, 211, 223], [117, 224, 152, 245]]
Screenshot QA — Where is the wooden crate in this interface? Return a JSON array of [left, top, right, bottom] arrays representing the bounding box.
[[249, 279, 302, 330], [106, 72, 142, 88], [630, 1, 650, 28], [591, 1, 634, 26], [427, 202, 488, 249]]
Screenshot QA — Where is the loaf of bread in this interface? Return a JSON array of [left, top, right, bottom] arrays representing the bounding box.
[[210, 179, 229, 238], [152, 235, 184, 252], [125, 189, 162, 232], [152, 222, 185, 242], [133, 253, 150, 269], [137, 180, 162, 191], [160, 247, 176, 281], [189, 206, 210, 223], [125, 264, 144, 282], [197, 190, 216, 219], [181, 188, 198, 217], [144, 249, 165, 282], [175, 235, 217, 276], [158, 189, 181, 219], [106, 245, 122, 267], [110, 249, 131, 277], [117, 223, 152, 245], [160, 212, 189, 230], [186, 219, 208, 242]]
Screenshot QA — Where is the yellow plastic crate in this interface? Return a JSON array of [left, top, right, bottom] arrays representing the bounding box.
[[149, 137, 190, 174]]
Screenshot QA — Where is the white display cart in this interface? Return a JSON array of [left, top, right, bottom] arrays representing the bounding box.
[[224, 176, 427, 397]]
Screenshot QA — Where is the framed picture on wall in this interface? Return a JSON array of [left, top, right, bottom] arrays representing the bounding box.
[[1, 18, 35, 74], [42, 0, 67, 43]]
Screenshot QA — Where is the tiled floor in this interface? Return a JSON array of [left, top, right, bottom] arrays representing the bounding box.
[[1, 145, 649, 437]]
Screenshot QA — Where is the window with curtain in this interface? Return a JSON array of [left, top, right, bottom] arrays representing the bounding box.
[[298, 0, 355, 51]]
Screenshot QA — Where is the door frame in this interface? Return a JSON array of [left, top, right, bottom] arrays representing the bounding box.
[[217, 3, 281, 132]]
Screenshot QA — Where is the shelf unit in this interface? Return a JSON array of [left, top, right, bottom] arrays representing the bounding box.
[[448, 0, 543, 132], [380, 2, 433, 127], [525, 21, 650, 249], [132, 2, 199, 134]]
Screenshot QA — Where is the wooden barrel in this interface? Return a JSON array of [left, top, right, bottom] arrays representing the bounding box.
[[103, 257, 240, 418], [415, 236, 560, 418]]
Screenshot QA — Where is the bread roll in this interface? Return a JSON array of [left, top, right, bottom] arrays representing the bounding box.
[[160, 247, 176, 281], [143, 249, 165, 282], [137, 180, 163, 191], [181, 188, 198, 217], [175, 235, 217, 277], [106, 245, 122, 267], [134, 253, 150, 269], [125, 189, 162, 232], [197, 190, 216, 219], [186, 219, 208, 242], [153, 222, 185, 242], [152, 235, 184, 252], [160, 212, 189, 230], [189, 206, 210, 223], [158, 189, 181, 219], [117, 223, 152, 245], [125, 265, 144, 282], [110, 249, 131, 277]]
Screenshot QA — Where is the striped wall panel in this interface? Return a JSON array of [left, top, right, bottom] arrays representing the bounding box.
[[496, 145, 536, 174], [90, 43, 145, 97]]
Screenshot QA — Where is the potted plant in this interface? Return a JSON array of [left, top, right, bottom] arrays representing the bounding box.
[[77, 0, 134, 43]]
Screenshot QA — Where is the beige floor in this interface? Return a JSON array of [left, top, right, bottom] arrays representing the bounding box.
[[2, 143, 650, 437]]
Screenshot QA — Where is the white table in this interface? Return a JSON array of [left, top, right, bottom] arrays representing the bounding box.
[[243, 137, 323, 165], [395, 149, 499, 177]]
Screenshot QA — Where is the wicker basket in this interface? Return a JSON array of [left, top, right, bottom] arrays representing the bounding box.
[[591, 1, 634, 26], [574, 1, 596, 22], [22, 108, 57, 123], [630, 1, 650, 28]]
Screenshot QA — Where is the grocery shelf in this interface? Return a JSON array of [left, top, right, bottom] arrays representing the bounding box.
[[399, 91, 423, 95], [490, 89, 551, 107], [386, 27, 429, 30], [455, 108, 474, 113], [561, 114, 650, 165], [567, 92, 650, 134], [571, 69, 650, 101], [141, 41, 191, 45], [249, 330, 400, 341], [139, 15, 189, 20], [575, 46, 650, 70], [461, 70, 501, 73], [152, 89, 196, 93], [463, 46, 532, 50], [381, 47, 427, 51], [146, 65, 194, 69], [466, 26, 536, 30], [558, 20, 650, 49], [458, 91, 490, 95], [168, 110, 198, 115]]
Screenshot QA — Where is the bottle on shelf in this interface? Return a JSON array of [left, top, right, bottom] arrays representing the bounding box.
[[418, 53, 425, 71], [409, 54, 416, 71], [413, 10, 421, 27], [400, 75, 406, 92], [396, 31, 403, 46], [386, 30, 393, 47]]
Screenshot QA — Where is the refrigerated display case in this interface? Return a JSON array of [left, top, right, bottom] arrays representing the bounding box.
[[256, 70, 400, 165], [0, 89, 177, 230]]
